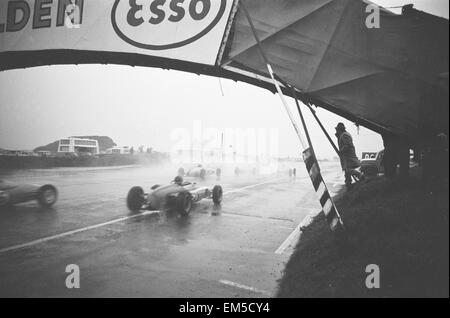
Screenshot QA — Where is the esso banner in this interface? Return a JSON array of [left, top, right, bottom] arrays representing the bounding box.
[[0, 0, 235, 65]]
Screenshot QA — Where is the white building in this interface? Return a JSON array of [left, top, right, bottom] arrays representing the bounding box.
[[58, 137, 99, 155], [106, 146, 130, 155], [37, 150, 52, 157]]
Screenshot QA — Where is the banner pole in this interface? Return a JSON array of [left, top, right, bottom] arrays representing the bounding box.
[[240, 2, 345, 231], [291, 88, 314, 151], [305, 103, 341, 157], [290, 88, 345, 230], [266, 64, 308, 151], [269, 74, 341, 158]]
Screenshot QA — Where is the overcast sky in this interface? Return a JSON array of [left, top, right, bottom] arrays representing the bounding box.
[[0, 0, 448, 160]]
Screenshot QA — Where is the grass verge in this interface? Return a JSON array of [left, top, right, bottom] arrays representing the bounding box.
[[277, 173, 449, 298]]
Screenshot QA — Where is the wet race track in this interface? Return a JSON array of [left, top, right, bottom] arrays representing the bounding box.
[[0, 163, 342, 297]]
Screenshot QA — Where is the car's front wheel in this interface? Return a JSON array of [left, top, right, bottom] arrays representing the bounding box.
[[127, 186, 145, 212], [38, 185, 58, 207], [177, 192, 192, 216]]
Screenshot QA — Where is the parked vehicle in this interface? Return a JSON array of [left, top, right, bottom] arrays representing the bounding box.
[[360, 150, 385, 176]]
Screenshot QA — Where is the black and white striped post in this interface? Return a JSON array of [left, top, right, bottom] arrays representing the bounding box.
[[266, 65, 344, 232], [239, 2, 344, 232], [302, 148, 343, 231]]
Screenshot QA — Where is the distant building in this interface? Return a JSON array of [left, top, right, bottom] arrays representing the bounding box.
[[106, 146, 130, 155], [58, 137, 99, 155], [37, 150, 52, 157], [3, 150, 36, 157]]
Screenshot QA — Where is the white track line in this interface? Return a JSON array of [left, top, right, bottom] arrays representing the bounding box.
[[0, 211, 157, 254], [223, 178, 285, 195], [0, 179, 286, 255], [274, 208, 321, 255], [274, 223, 302, 255], [219, 280, 271, 296]]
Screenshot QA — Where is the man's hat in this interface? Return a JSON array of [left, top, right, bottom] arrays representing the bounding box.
[[335, 122, 346, 130]]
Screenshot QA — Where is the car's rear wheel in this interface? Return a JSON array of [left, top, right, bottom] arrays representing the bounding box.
[[177, 192, 192, 216], [38, 185, 58, 207], [127, 186, 145, 212], [212, 185, 223, 205]]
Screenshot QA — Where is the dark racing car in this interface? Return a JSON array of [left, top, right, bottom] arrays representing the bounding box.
[[126, 176, 223, 216], [0, 179, 58, 208]]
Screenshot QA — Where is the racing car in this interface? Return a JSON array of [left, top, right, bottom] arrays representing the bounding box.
[[126, 176, 223, 216], [0, 179, 58, 208], [178, 165, 221, 180]]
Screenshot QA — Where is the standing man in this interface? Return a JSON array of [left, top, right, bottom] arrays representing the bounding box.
[[335, 123, 365, 189]]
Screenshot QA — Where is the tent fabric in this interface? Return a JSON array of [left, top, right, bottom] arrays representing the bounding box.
[[223, 0, 449, 139]]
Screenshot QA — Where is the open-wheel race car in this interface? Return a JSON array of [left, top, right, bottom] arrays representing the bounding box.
[[0, 179, 58, 208], [126, 176, 223, 216], [178, 165, 221, 181]]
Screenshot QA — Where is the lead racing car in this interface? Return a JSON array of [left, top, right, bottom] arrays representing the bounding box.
[[126, 176, 223, 216]]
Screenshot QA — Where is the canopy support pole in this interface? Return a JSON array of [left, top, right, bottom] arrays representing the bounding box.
[[291, 88, 315, 153], [290, 87, 345, 231], [271, 74, 341, 158], [304, 103, 340, 157], [240, 2, 345, 232]]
